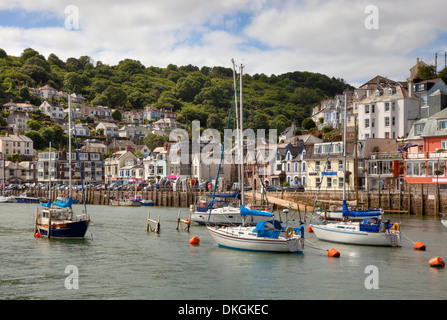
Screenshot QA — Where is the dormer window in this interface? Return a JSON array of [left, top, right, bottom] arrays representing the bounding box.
[[415, 124, 424, 135], [440, 120, 447, 130]]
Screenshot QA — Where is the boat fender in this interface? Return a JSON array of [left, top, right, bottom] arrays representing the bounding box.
[[429, 256, 445, 268], [307, 226, 313, 233], [285, 227, 293, 237], [184, 218, 190, 225], [414, 241, 426, 251]]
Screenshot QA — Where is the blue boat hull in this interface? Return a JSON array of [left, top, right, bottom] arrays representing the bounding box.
[[39, 219, 90, 239], [16, 198, 40, 203]]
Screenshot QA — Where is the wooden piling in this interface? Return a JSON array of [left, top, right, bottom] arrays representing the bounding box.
[[176, 210, 191, 232], [146, 210, 160, 233]]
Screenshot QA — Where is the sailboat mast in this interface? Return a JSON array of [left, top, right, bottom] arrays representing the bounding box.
[[68, 94, 72, 199], [231, 59, 241, 194], [343, 92, 347, 202], [239, 64, 245, 206], [49, 142, 51, 201]]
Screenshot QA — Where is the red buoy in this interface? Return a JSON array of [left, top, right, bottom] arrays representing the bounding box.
[[414, 241, 426, 251], [429, 257, 445, 268], [189, 236, 200, 245], [184, 218, 190, 225], [328, 248, 340, 257], [35, 232, 41, 238]]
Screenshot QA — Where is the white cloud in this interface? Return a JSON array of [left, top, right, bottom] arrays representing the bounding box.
[[0, 0, 447, 86]]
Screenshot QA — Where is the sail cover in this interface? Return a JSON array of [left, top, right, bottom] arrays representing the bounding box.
[[240, 205, 274, 217], [53, 198, 73, 208], [342, 200, 381, 217], [208, 190, 240, 199]]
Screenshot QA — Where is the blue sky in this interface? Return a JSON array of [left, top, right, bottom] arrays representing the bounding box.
[[0, 0, 446, 87]]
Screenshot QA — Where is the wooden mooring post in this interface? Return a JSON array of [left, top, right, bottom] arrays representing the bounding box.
[[176, 210, 191, 232], [146, 210, 160, 233]]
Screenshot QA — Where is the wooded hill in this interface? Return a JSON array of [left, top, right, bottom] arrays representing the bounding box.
[[0, 47, 353, 133]]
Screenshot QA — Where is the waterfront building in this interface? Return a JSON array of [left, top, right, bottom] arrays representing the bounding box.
[[357, 83, 422, 140], [404, 108, 447, 187], [37, 150, 104, 185], [104, 150, 137, 184]]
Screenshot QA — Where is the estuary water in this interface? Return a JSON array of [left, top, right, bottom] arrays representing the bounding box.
[[0, 203, 446, 300]]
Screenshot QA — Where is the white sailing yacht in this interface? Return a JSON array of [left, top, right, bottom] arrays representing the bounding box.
[[206, 62, 305, 253], [191, 59, 267, 227], [34, 95, 90, 239], [310, 92, 401, 247]]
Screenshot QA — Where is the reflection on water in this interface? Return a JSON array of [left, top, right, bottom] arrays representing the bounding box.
[[0, 203, 446, 300]]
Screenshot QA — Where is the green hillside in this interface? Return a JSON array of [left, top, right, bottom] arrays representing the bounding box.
[[0, 47, 353, 132]]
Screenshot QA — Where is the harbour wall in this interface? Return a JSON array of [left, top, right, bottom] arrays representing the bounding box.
[[8, 184, 446, 216]]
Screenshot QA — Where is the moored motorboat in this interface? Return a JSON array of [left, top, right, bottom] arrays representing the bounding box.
[[16, 192, 43, 203]]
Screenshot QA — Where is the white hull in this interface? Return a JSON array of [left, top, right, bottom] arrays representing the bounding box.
[[441, 219, 447, 228], [191, 207, 268, 226], [310, 223, 401, 247], [316, 210, 381, 221], [207, 226, 304, 253], [110, 199, 141, 207], [0, 196, 17, 203]]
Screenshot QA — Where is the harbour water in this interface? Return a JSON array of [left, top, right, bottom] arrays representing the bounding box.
[[0, 203, 446, 300]]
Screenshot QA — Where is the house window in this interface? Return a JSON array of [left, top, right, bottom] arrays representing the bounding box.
[[315, 161, 320, 171], [365, 105, 370, 114], [440, 120, 447, 130], [385, 132, 390, 139], [385, 117, 390, 127], [441, 140, 447, 150], [416, 124, 423, 135], [338, 160, 343, 171], [385, 102, 390, 111], [365, 119, 370, 128], [327, 177, 332, 188], [339, 177, 344, 188]]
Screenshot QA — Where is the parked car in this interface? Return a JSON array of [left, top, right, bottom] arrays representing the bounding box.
[[283, 185, 305, 192], [265, 185, 281, 192]]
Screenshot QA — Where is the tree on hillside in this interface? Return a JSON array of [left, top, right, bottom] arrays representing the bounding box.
[[302, 117, 316, 130], [143, 133, 167, 151]]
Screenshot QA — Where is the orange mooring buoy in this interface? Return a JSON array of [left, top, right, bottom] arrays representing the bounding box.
[[307, 226, 313, 233], [328, 248, 340, 257], [184, 218, 190, 225], [429, 256, 445, 268], [189, 236, 200, 245], [414, 241, 426, 251]]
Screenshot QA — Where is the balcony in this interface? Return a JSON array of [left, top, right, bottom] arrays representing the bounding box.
[[405, 152, 447, 160]]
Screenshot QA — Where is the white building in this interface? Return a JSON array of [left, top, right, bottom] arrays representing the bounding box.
[[96, 122, 119, 137], [40, 101, 65, 120], [357, 84, 422, 140], [0, 133, 35, 158]]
